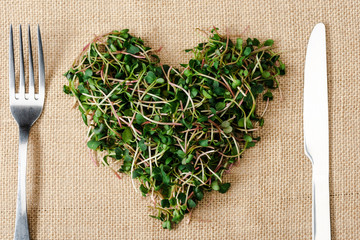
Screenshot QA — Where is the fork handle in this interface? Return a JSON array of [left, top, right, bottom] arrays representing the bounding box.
[[14, 126, 30, 240]]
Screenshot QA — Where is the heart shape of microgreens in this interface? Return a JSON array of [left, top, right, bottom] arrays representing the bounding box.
[[64, 27, 285, 230]]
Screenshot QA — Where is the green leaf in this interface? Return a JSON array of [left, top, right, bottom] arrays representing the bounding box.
[[235, 38, 243, 50], [184, 69, 192, 77], [165, 157, 172, 165], [177, 150, 186, 159], [190, 87, 199, 98], [243, 69, 249, 77], [215, 102, 226, 111], [202, 89, 212, 99], [123, 109, 133, 116], [213, 60, 219, 70], [109, 44, 117, 52], [182, 154, 194, 165], [243, 47, 251, 56], [244, 135, 252, 142], [172, 210, 184, 224], [81, 113, 88, 126], [194, 187, 204, 200], [122, 127, 134, 143], [197, 115, 208, 122], [181, 119, 192, 129], [132, 168, 143, 178], [65, 71, 74, 80], [78, 84, 89, 94], [263, 91, 273, 101], [279, 63, 286, 75], [231, 79, 241, 89], [162, 220, 171, 230], [126, 44, 140, 54], [161, 165, 170, 185], [259, 118, 265, 126], [85, 69, 93, 77], [169, 197, 177, 206], [246, 142, 256, 148], [199, 140, 208, 147], [87, 140, 101, 150], [135, 113, 146, 124], [178, 193, 186, 204], [188, 199, 196, 208], [262, 71, 271, 79], [115, 147, 123, 159], [161, 104, 172, 114], [213, 86, 225, 96], [93, 123, 105, 134], [63, 85, 71, 94], [264, 39, 274, 46], [211, 181, 220, 191], [219, 183, 231, 193], [145, 71, 156, 83], [238, 118, 253, 129], [95, 108, 102, 118], [139, 184, 149, 195], [223, 126, 233, 134], [156, 78, 165, 84], [161, 199, 170, 208], [252, 84, 264, 94], [221, 121, 230, 128], [139, 139, 147, 152]]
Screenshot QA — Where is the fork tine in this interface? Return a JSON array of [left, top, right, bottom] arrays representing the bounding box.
[[9, 25, 15, 100], [28, 25, 35, 97], [19, 25, 25, 97], [37, 25, 45, 100]]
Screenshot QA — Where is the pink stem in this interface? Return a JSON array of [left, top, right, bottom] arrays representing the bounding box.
[[212, 26, 220, 36], [109, 101, 122, 128], [208, 119, 223, 134], [238, 89, 249, 106], [187, 191, 194, 200], [112, 51, 145, 59], [155, 46, 163, 52], [100, 64, 105, 82], [89, 149, 99, 167], [112, 169, 122, 179], [220, 76, 235, 97], [179, 126, 200, 133], [129, 112, 136, 125], [125, 80, 138, 85], [83, 43, 90, 52], [225, 163, 234, 174], [214, 155, 224, 172]]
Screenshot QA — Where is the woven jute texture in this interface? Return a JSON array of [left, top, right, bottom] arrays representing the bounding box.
[[0, 0, 359, 239]]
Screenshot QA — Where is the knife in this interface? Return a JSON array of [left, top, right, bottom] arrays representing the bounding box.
[[304, 23, 331, 240]]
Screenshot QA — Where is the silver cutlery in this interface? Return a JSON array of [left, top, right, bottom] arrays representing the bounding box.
[[303, 23, 331, 240], [9, 25, 45, 240]]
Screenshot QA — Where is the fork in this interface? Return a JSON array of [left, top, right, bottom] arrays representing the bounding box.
[[9, 25, 45, 240]]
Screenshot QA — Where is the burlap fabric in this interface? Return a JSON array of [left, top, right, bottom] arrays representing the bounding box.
[[0, 0, 359, 239]]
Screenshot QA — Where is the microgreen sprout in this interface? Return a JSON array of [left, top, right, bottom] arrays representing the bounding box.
[[64, 27, 285, 229]]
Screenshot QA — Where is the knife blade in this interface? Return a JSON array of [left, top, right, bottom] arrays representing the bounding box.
[[304, 23, 331, 240]]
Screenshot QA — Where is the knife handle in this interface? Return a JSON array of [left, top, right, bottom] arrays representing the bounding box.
[[312, 164, 331, 240]]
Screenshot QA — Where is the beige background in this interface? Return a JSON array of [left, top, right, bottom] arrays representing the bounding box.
[[0, 0, 359, 239]]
